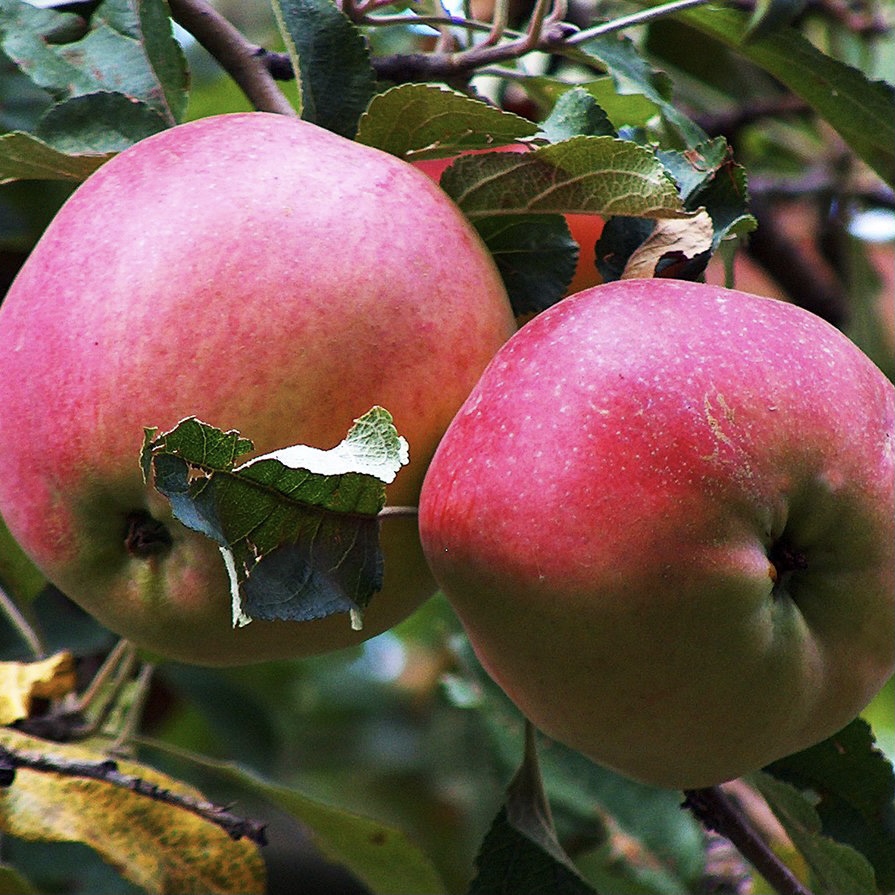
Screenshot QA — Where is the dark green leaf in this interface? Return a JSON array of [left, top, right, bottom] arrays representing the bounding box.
[[0, 0, 186, 125], [356, 83, 538, 158], [469, 726, 597, 895], [474, 214, 577, 315], [540, 86, 616, 142], [750, 772, 879, 895], [142, 410, 408, 628], [745, 0, 808, 42], [445, 640, 705, 894], [34, 92, 169, 154], [441, 136, 686, 221], [764, 719, 895, 893], [657, 139, 756, 248], [271, 0, 376, 139], [680, 5, 895, 186]]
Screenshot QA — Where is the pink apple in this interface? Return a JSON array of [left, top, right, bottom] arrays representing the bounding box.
[[419, 278, 895, 788], [0, 112, 516, 665]]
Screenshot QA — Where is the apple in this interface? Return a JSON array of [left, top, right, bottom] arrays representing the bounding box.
[[418, 278, 895, 788], [0, 112, 516, 666], [413, 151, 604, 296]]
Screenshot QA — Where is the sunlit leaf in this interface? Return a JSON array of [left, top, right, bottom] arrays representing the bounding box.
[[0, 653, 75, 725], [441, 136, 687, 220], [356, 83, 538, 158], [0, 729, 265, 895]]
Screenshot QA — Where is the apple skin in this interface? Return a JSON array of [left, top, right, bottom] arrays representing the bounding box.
[[413, 151, 604, 295], [418, 278, 895, 788], [0, 112, 516, 666]]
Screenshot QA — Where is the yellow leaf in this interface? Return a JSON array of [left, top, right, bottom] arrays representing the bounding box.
[[0, 729, 265, 895], [0, 653, 76, 725]]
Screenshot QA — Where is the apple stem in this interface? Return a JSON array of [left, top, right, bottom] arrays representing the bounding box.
[[167, 0, 297, 117], [377, 505, 419, 519], [0, 583, 46, 659], [683, 787, 815, 895]]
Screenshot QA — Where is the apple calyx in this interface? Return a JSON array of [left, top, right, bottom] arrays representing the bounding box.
[[124, 510, 173, 559], [768, 539, 809, 597]]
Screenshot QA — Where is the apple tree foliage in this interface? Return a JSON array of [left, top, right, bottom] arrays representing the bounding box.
[[0, 0, 893, 892]]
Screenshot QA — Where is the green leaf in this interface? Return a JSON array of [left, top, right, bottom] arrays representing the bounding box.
[[657, 139, 756, 247], [0, 131, 110, 184], [271, 0, 376, 139], [539, 86, 616, 142], [142, 410, 408, 629], [567, 33, 706, 147], [441, 136, 687, 221], [355, 83, 539, 158], [0, 0, 187, 125], [751, 771, 880, 895], [474, 214, 578, 316], [745, 0, 808, 41], [523, 76, 662, 132], [468, 726, 597, 895], [0, 513, 44, 605], [0, 863, 36, 895], [764, 718, 895, 893], [34, 92, 169, 153], [680, 4, 895, 186], [176, 754, 446, 895]]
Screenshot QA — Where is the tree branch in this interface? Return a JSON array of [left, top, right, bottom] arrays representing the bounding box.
[[167, 0, 296, 116], [683, 786, 814, 895], [0, 744, 268, 846]]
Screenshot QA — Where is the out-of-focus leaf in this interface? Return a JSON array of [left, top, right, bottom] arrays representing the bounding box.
[[356, 83, 538, 158], [0, 729, 266, 895], [0, 863, 36, 894], [272, 0, 376, 138], [468, 725, 597, 895], [0, 652, 75, 724], [142, 409, 408, 629], [0, 130, 110, 184], [474, 214, 577, 315], [0, 0, 187, 125], [751, 771, 879, 895], [444, 640, 705, 894], [680, 5, 895, 186], [0, 514, 44, 604], [181, 755, 446, 895], [763, 718, 895, 893], [539, 86, 616, 142], [745, 0, 808, 41], [441, 136, 687, 221]]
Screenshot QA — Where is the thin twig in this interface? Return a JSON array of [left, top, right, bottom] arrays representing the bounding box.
[[565, 0, 716, 44], [0, 745, 267, 846], [167, 0, 296, 116], [0, 584, 45, 659], [683, 786, 815, 895]]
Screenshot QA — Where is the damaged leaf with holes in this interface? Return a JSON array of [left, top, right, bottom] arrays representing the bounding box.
[[140, 408, 409, 630]]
